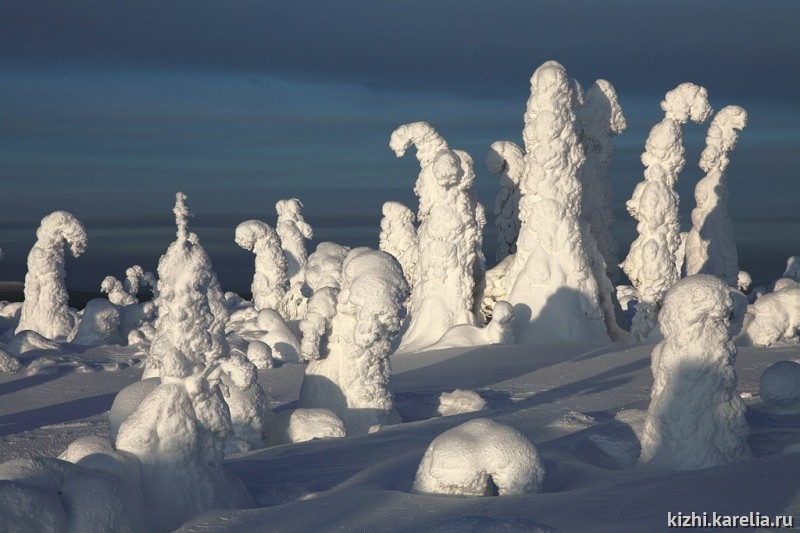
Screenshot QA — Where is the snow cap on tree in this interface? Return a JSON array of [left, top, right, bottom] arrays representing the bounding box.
[[235, 219, 289, 314], [16, 211, 87, 340]]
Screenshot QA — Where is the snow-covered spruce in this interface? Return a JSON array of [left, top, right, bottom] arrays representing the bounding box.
[[413, 418, 545, 496], [379, 201, 418, 289], [235, 219, 289, 315], [276, 198, 313, 319], [427, 300, 515, 350], [299, 248, 408, 435], [486, 140, 524, 262], [16, 211, 87, 340], [575, 79, 626, 282], [505, 61, 618, 344], [684, 106, 747, 286], [69, 298, 121, 347], [298, 242, 349, 361], [758, 360, 800, 407], [390, 122, 485, 353], [640, 274, 750, 470], [738, 285, 800, 346], [622, 83, 712, 342]]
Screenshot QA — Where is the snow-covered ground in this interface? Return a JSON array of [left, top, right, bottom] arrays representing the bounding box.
[[1, 337, 798, 531]]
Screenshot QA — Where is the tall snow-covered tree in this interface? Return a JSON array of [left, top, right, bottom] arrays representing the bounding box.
[[389, 122, 485, 353], [684, 105, 747, 286], [486, 140, 525, 263], [379, 201, 418, 289], [621, 83, 712, 342], [575, 79, 627, 282], [235, 219, 289, 314], [504, 60, 616, 343], [16, 211, 87, 340]]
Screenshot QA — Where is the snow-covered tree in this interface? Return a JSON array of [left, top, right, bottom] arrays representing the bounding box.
[[486, 141, 525, 262], [389, 122, 485, 353], [575, 79, 627, 281], [640, 274, 750, 470], [101, 276, 137, 306], [684, 105, 747, 286], [235, 219, 289, 314], [299, 248, 408, 435], [276, 199, 312, 285], [16, 211, 87, 340], [504, 60, 616, 343], [379, 201, 418, 288], [622, 83, 712, 342]]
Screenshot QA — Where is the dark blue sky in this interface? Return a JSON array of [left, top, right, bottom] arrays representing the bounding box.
[[1, 1, 799, 290]]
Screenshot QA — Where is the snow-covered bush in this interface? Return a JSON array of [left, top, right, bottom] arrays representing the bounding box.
[[235, 219, 289, 314], [504, 61, 617, 344], [738, 286, 800, 346], [758, 360, 800, 406], [640, 274, 750, 470], [575, 79, 626, 281], [16, 211, 87, 340], [269, 408, 346, 445], [427, 301, 515, 350], [486, 140, 524, 262], [0, 456, 147, 532], [437, 389, 487, 416], [246, 340, 273, 369], [684, 106, 747, 286], [69, 298, 121, 347], [622, 83, 712, 342], [390, 122, 485, 353], [300, 248, 409, 435], [379, 201, 418, 288], [413, 418, 545, 496]]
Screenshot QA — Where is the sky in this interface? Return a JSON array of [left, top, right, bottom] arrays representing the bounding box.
[[1, 0, 799, 291]]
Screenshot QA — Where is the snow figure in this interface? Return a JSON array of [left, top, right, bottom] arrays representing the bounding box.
[[486, 140, 525, 262], [575, 79, 627, 281], [299, 248, 409, 436], [784, 256, 800, 280], [758, 360, 800, 407], [684, 106, 747, 286], [125, 265, 156, 300], [737, 271, 752, 292], [268, 408, 346, 445], [413, 418, 545, 496], [101, 276, 136, 306], [505, 61, 618, 344], [298, 242, 349, 361], [390, 122, 485, 353], [427, 301, 515, 350], [379, 201, 418, 288], [738, 285, 800, 346], [69, 298, 121, 347], [639, 275, 750, 470], [276, 198, 312, 282], [246, 340, 273, 370], [253, 308, 301, 362], [622, 83, 713, 342], [16, 211, 87, 340], [235, 219, 289, 314]]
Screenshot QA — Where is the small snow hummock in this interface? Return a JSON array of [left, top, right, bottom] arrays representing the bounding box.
[[16, 211, 87, 340], [437, 389, 487, 416], [300, 248, 409, 436], [758, 360, 800, 407], [427, 301, 515, 350], [622, 83, 712, 342], [413, 418, 545, 496], [69, 298, 121, 347], [640, 274, 750, 470], [269, 408, 346, 445]]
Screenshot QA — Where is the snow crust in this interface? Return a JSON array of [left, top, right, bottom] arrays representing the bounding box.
[[758, 360, 800, 406], [413, 418, 545, 496], [300, 248, 408, 435], [16, 211, 87, 340], [640, 274, 750, 470], [622, 83, 712, 342]]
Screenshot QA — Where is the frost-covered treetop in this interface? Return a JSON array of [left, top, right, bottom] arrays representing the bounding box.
[[173, 191, 191, 242], [699, 105, 748, 174], [36, 211, 88, 257], [661, 82, 713, 125], [235, 219, 278, 252], [578, 79, 627, 140], [389, 121, 449, 167], [486, 141, 525, 187], [659, 274, 733, 339]]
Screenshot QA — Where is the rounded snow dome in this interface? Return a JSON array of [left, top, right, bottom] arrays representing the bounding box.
[[758, 360, 800, 406]]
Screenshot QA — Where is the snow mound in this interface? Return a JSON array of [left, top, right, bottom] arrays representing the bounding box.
[[254, 308, 300, 362], [70, 298, 121, 347], [427, 301, 514, 350], [437, 389, 487, 416], [108, 377, 162, 443], [0, 456, 146, 532], [758, 360, 800, 406], [3, 329, 63, 356], [0, 347, 21, 372], [246, 340, 273, 369], [272, 408, 346, 444], [738, 286, 800, 346], [413, 418, 545, 496]]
